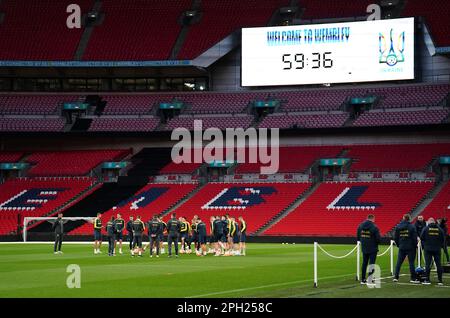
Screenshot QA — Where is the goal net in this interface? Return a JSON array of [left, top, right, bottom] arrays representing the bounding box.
[[22, 217, 95, 242]]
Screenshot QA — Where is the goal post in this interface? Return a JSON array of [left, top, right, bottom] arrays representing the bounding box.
[[23, 217, 95, 242]]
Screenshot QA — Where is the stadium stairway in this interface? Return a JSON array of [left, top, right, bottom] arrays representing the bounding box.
[[127, 148, 173, 176], [74, 0, 103, 60], [408, 179, 447, 221], [29, 176, 148, 234], [254, 181, 319, 235], [383, 179, 446, 237]]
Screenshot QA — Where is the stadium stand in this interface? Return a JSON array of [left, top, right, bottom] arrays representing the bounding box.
[[403, 0, 450, 47], [170, 182, 312, 234], [0, 177, 97, 235], [26, 149, 130, 176], [421, 181, 450, 219], [0, 0, 91, 60], [347, 143, 450, 172], [370, 84, 450, 109], [83, 0, 191, 61], [101, 95, 164, 115], [164, 114, 254, 130], [69, 182, 198, 235], [0, 152, 24, 163], [0, 95, 84, 115], [300, 0, 372, 19], [234, 146, 344, 174], [178, 0, 288, 59], [264, 181, 434, 236], [352, 109, 449, 127], [88, 117, 161, 132], [0, 118, 66, 132], [279, 88, 355, 112], [159, 161, 202, 175], [259, 112, 349, 129]]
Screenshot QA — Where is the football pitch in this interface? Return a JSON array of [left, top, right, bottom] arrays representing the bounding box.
[[0, 243, 448, 298]]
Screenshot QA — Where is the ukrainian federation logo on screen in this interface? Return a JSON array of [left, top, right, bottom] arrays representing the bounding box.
[[379, 28, 405, 67]]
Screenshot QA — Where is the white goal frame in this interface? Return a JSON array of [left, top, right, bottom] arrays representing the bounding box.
[[23, 217, 95, 242]]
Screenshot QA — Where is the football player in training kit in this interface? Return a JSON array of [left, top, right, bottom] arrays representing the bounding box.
[[196, 217, 207, 256], [159, 217, 167, 254], [93, 213, 103, 254], [180, 216, 191, 253], [190, 215, 199, 252], [212, 216, 225, 256], [114, 213, 125, 254], [239, 216, 247, 256], [231, 217, 240, 255], [131, 215, 145, 257]]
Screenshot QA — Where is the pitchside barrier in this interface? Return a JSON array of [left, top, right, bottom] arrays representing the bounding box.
[[313, 240, 396, 288], [313, 240, 439, 287]]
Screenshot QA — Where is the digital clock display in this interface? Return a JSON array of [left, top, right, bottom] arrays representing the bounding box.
[[241, 18, 414, 86]]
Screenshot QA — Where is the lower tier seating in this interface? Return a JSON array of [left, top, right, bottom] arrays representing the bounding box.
[[264, 181, 434, 236]]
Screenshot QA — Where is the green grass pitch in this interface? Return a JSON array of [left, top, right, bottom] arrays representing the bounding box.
[[0, 243, 448, 298]]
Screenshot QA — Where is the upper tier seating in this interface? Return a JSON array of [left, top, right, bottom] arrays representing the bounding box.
[[178, 0, 288, 59], [403, 0, 450, 47], [26, 149, 130, 176], [0, 177, 95, 235], [300, 0, 373, 19], [0, 152, 24, 162], [171, 182, 312, 234], [0, 0, 91, 60], [83, 0, 191, 60], [69, 183, 198, 235], [264, 181, 434, 236]]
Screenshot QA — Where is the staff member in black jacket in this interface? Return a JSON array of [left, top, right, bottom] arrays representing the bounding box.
[[420, 218, 444, 285], [357, 214, 381, 285], [106, 216, 116, 257], [126, 216, 134, 252], [52, 213, 67, 254], [437, 218, 449, 264], [167, 213, 181, 258], [414, 215, 426, 254], [393, 214, 419, 283]]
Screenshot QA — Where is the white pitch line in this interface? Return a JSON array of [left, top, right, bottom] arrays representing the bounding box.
[[395, 282, 450, 288], [187, 273, 356, 298]]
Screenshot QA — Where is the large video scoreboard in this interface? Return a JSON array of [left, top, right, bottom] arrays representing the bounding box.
[[242, 18, 415, 86]]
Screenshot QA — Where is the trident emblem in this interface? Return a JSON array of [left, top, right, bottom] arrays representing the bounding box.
[[379, 28, 405, 66]]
